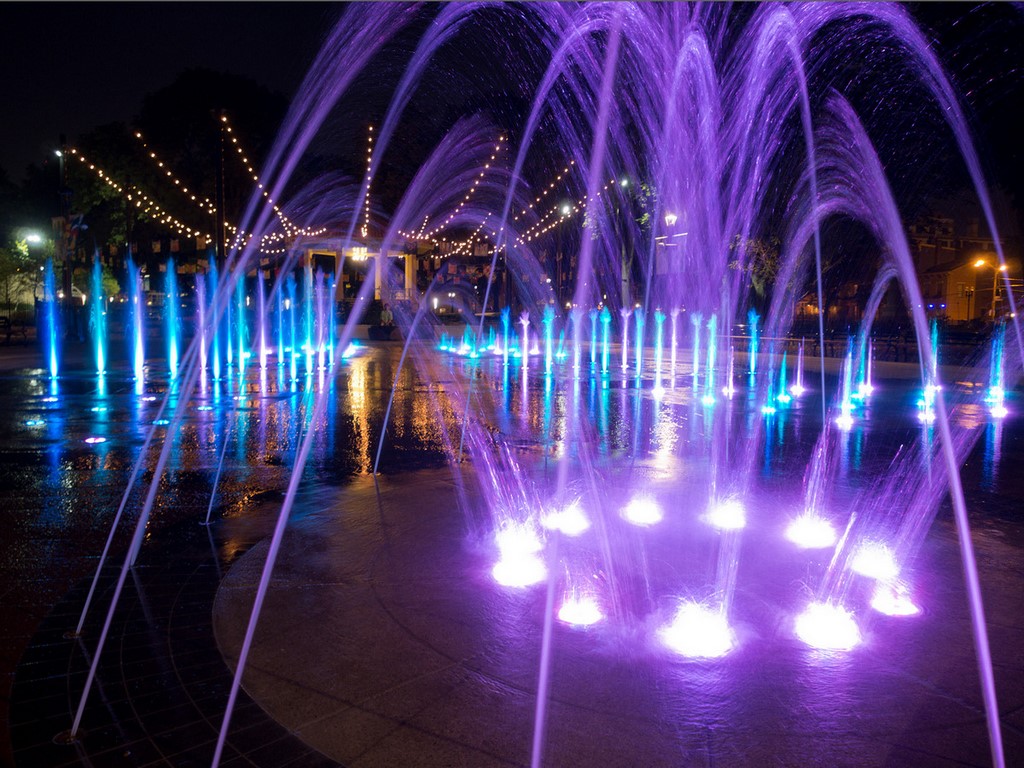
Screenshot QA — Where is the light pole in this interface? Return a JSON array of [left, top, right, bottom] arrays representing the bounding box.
[[557, 203, 571, 303], [973, 258, 1007, 322]]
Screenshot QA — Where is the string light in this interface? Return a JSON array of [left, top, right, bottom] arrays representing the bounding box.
[[68, 148, 211, 239], [397, 135, 506, 241]]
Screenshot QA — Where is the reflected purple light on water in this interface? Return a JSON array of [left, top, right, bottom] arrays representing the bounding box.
[[786, 515, 837, 549], [660, 602, 734, 658], [622, 497, 663, 527], [795, 602, 861, 650], [706, 499, 746, 531], [870, 583, 921, 617], [850, 541, 899, 581]]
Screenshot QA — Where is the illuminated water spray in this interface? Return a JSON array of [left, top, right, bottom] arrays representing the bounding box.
[[287, 274, 298, 381], [315, 269, 327, 370], [127, 257, 145, 388], [236, 275, 247, 380], [761, 364, 777, 416], [986, 323, 1007, 418], [520, 312, 530, 371], [195, 276, 207, 387], [543, 304, 555, 375], [208, 264, 221, 381], [620, 308, 631, 372], [571, 308, 583, 376], [836, 340, 855, 431], [917, 320, 940, 424], [225, 269, 233, 369], [328, 274, 337, 369], [791, 338, 806, 397], [276, 274, 285, 367], [600, 306, 611, 374], [166, 258, 179, 381], [633, 309, 644, 378], [776, 351, 790, 405], [90, 258, 106, 376], [589, 309, 598, 367], [691, 312, 702, 391], [42, 259, 59, 379], [702, 315, 717, 406], [652, 309, 665, 398], [747, 309, 760, 376], [257, 270, 268, 370], [500, 307, 511, 365], [670, 308, 679, 386], [722, 345, 736, 398], [660, 601, 735, 658], [304, 261, 314, 372]]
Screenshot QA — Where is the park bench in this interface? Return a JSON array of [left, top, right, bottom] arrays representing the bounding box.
[[0, 317, 28, 345]]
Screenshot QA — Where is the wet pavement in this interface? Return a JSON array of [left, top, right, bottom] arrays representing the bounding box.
[[1, 337, 1022, 766], [213, 471, 1024, 767]]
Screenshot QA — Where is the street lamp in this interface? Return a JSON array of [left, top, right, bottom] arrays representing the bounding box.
[[557, 203, 572, 302], [973, 258, 1007, 321]]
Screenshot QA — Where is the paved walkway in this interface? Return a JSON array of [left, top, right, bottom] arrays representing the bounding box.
[[2, 339, 1022, 767]]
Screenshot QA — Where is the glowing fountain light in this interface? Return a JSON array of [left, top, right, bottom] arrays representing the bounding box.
[[850, 541, 899, 581], [24, 419, 45, 427], [791, 337, 805, 397], [701, 394, 715, 406], [660, 602, 734, 658], [341, 341, 361, 359], [491, 522, 546, 588], [775, 350, 790, 405], [542, 499, 590, 536], [721, 344, 736, 397], [84, 437, 107, 445], [870, 582, 921, 617], [706, 498, 746, 530], [557, 594, 604, 627], [986, 385, 1007, 419], [835, 408, 855, 431], [917, 383, 939, 424], [795, 601, 861, 651], [621, 497, 663, 527], [786, 514, 837, 549]]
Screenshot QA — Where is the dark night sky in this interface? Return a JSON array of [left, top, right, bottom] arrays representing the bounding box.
[[1, 3, 339, 176], [1, 2, 1023, 215]]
